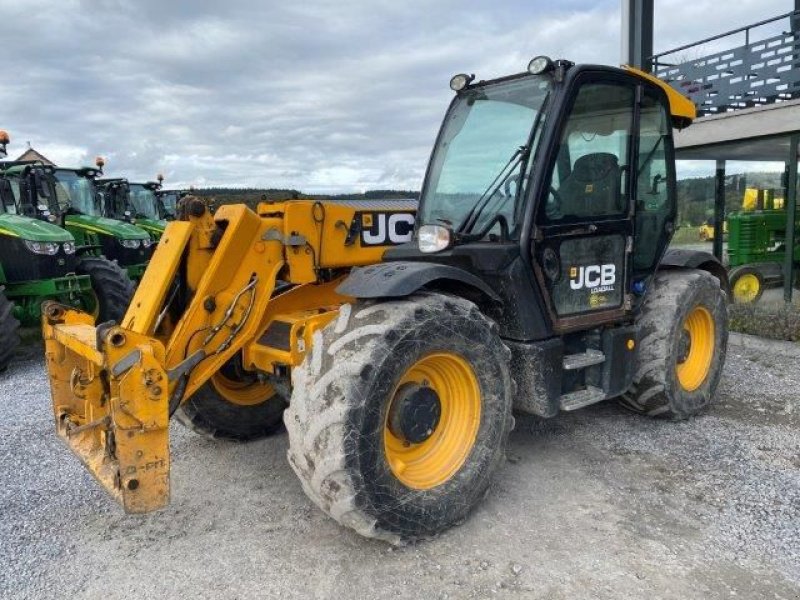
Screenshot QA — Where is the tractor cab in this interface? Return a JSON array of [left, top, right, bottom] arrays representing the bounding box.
[[98, 177, 166, 242], [0, 162, 63, 224], [155, 188, 186, 220], [45, 167, 153, 281], [127, 182, 162, 221], [96, 178, 132, 220], [126, 177, 168, 240], [51, 166, 104, 218]]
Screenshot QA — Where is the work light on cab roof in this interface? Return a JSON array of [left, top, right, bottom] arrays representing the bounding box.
[[528, 55, 554, 75], [449, 73, 474, 91]]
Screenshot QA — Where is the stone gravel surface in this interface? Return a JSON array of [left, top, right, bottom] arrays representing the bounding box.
[[0, 336, 798, 599]]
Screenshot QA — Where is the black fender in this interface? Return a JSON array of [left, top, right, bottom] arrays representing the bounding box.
[[659, 248, 730, 297], [336, 262, 501, 303]]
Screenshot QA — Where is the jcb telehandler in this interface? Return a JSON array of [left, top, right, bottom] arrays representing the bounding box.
[[43, 59, 729, 543]]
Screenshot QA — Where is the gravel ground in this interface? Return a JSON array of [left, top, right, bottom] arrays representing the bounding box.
[[1, 335, 798, 600]]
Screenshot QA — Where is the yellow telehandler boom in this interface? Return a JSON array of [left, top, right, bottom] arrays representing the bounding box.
[[44, 198, 416, 512]]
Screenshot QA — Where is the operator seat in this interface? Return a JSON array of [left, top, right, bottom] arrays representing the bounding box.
[[558, 152, 622, 217]]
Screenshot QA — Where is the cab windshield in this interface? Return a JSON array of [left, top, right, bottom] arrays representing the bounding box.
[[419, 75, 552, 239], [53, 169, 101, 216], [129, 184, 159, 219]]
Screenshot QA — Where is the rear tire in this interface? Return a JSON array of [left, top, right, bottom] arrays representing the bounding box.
[[76, 256, 135, 322], [621, 269, 728, 419], [0, 291, 20, 373], [285, 293, 514, 543]]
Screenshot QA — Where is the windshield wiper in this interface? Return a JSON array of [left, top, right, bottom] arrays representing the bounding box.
[[457, 145, 527, 235]]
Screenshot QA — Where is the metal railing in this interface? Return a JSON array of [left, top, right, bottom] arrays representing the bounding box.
[[651, 11, 800, 115]]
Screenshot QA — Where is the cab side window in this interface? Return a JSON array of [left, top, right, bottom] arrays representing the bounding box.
[[0, 179, 19, 214], [543, 83, 635, 222], [633, 90, 673, 272]]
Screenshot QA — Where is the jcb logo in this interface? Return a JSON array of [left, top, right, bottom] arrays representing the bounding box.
[[361, 212, 415, 246], [569, 264, 616, 291]]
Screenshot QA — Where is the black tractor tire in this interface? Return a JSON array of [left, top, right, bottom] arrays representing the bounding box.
[[621, 269, 728, 420], [285, 293, 514, 544], [175, 385, 288, 441], [729, 265, 764, 304], [76, 256, 135, 323], [0, 291, 20, 373]]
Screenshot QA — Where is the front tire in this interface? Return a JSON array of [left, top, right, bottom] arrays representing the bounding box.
[[175, 358, 288, 441], [76, 256, 135, 322], [286, 293, 513, 543], [729, 265, 764, 304], [621, 269, 728, 419], [0, 291, 20, 372]]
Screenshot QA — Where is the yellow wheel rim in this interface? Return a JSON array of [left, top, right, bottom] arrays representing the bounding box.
[[733, 273, 760, 303], [210, 372, 275, 407], [384, 353, 481, 490], [675, 306, 715, 392]]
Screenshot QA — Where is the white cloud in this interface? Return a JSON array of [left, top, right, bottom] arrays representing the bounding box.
[[0, 0, 791, 191]]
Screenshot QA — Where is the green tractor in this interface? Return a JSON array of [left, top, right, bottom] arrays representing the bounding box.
[[98, 176, 166, 243], [0, 136, 131, 371], [33, 161, 154, 282], [727, 188, 800, 303]]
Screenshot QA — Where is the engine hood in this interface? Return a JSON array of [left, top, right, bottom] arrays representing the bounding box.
[[65, 214, 150, 239], [0, 213, 74, 242]]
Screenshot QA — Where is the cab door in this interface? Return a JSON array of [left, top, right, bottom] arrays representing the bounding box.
[[532, 76, 637, 332]]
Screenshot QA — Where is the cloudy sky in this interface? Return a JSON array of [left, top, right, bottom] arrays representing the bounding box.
[[0, 0, 792, 191]]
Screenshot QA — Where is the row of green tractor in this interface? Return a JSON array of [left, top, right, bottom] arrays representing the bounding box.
[[0, 129, 186, 371]]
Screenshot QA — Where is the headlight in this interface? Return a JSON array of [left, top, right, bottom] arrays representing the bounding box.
[[120, 239, 142, 249], [62, 241, 76, 254], [142, 238, 153, 248], [417, 224, 452, 254], [23, 240, 60, 255]]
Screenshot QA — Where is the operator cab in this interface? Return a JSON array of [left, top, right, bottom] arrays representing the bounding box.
[[156, 189, 186, 220], [127, 181, 162, 221], [51, 167, 104, 218], [380, 58, 695, 340], [0, 163, 63, 223], [97, 178, 133, 221]]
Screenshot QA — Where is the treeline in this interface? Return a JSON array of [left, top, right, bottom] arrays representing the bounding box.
[[676, 171, 786, 226], [188, 172, 785, 226], [192, 187, 419, 209]]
